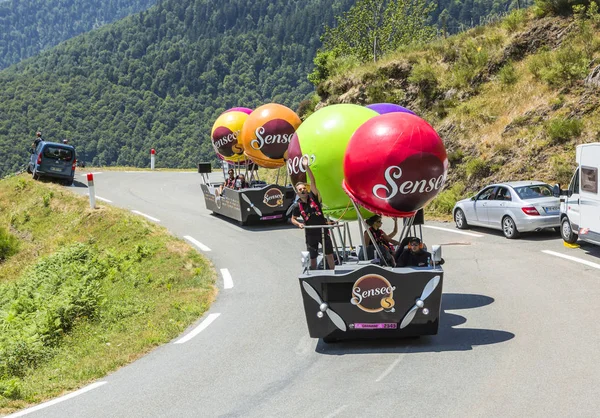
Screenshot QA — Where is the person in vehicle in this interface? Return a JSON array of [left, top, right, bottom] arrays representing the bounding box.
[[291, 161, 335, 270], [396, 237, 431, 268], [218, 169, 236, 195], [234, 174, 249, 190], [363, 215, 398, 266]]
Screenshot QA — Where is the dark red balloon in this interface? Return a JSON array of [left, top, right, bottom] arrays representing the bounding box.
[[342, 113, 448, 218]]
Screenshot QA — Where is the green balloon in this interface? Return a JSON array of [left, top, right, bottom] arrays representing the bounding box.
[[296, 104, 378, 220]]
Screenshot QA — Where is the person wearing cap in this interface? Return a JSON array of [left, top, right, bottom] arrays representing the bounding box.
[[396, 237, 431, 268]]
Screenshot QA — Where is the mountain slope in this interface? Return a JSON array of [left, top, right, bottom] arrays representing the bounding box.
[[0, 0, 355, 177], [311, 9, 600, 214], [0, 0, 158, 70]]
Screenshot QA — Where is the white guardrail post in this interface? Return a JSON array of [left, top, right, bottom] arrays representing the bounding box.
[[151, 148, 156, 170], [87, 173, 96, 209]]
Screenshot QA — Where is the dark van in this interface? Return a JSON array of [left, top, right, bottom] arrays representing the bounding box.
[[28, 141, 77, 186]]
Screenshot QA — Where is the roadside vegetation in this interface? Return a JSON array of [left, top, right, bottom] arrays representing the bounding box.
[[0, 174, 216, 414], [306, 0, 600, 219]]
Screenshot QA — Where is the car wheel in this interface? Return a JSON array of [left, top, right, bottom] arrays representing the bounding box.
[[26, 165, 32, 174], [561, 217, 578, 244], [502, 216, 519, 239], [32, 170, 39, 180], [454, 208, 468, 229]]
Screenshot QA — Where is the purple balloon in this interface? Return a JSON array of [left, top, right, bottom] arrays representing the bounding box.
[[224, 107, 253, 115], [366, 103, 416, 116]]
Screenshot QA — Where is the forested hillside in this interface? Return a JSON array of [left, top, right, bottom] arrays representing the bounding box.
[[0, 0, 523, 178], [0, 0, 158, 70], [0, 0, 356, 176]]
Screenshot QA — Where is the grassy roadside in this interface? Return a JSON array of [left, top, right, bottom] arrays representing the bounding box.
[[0, 174, 217, 414]]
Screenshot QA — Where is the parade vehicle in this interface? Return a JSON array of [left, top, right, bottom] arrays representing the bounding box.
[[298, 214, 444, 343], [199, 161, 295, 226], [553, 143, 600, 246], [289, 104, 449, 343], [200, 105, 299, 226]]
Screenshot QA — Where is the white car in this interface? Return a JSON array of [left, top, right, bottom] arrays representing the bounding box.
[[453, 181, 561, 239]]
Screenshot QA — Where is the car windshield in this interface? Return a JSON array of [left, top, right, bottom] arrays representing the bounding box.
[[514, 184, 553, 199], [43, 146, 73, 161]]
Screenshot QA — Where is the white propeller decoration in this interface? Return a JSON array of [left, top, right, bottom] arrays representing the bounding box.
[[241, 193, 262, 216], [302, 281, 347, 332], [286, 201, 297, 217], [399, 275, 440, 329]]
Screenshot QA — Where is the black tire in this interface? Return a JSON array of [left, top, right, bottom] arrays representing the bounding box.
[[32, 170, 39, 180], [65, 179, 74, 186], [502, 216, 519, 239], [561, 217, 578, 244], [26, 165, 32, 174], [454, 208, 468, 229]]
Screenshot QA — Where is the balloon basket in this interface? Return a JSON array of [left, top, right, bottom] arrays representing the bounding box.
[[299, 264, 443, 342], [200, 183, 295, 226], [297, 213, 444, 343]]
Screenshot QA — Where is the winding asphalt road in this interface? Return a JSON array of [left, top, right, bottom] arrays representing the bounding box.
[[9, 171, 600, 418]]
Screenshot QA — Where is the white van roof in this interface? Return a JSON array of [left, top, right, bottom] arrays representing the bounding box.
[[576, 142, 600, 166]]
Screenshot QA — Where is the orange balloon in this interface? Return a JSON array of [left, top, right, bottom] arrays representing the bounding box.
[[240, 103, 301, 168]]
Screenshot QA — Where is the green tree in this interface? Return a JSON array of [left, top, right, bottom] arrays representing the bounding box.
[[321, 0, 437, 63]]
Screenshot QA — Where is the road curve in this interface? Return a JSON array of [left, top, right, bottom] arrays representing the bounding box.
[[11, 171, 600, 418]]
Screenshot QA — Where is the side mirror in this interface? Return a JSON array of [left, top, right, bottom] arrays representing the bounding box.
[[552, 184, 561, 198]]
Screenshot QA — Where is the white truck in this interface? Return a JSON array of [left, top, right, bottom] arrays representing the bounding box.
[[553, 143, 600, 246]]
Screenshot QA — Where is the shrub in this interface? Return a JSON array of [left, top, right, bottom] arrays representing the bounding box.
[[465, 157, 490, 178], [449, 41, 489, 88], [0, 226, 19, 262], [503, 9, 527, 33], [0, 244, 106, 379], [534, 0, 590, 16], [528, 50, 554, 80], [498, 62, 519, 86], [545, 117, 584, 143], [408, 62, 439, 102], [550, 154, 577, 185], [428, 182, 467, 215], [529, 47, 590, 85], [448, 149, 465, 165]]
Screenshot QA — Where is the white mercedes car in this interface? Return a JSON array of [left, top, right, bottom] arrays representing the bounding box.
[[452, 181, 561, 239]]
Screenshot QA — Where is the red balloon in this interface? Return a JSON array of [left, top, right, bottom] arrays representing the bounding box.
[[342, 113, 448, 218]]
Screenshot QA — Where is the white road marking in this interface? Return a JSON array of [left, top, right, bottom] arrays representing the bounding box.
[[375, 354, 405, 382], [423, 225, 484, 237], [95, 195, 112, 203], [324, 405, 348, 418], [220, 268, 234, 289], [542, 250, 600, 270], [131, 210, 160, 222], [173, 313, 221, 344], [5, 381, 107, 417], [184, 236, 211, 251]]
